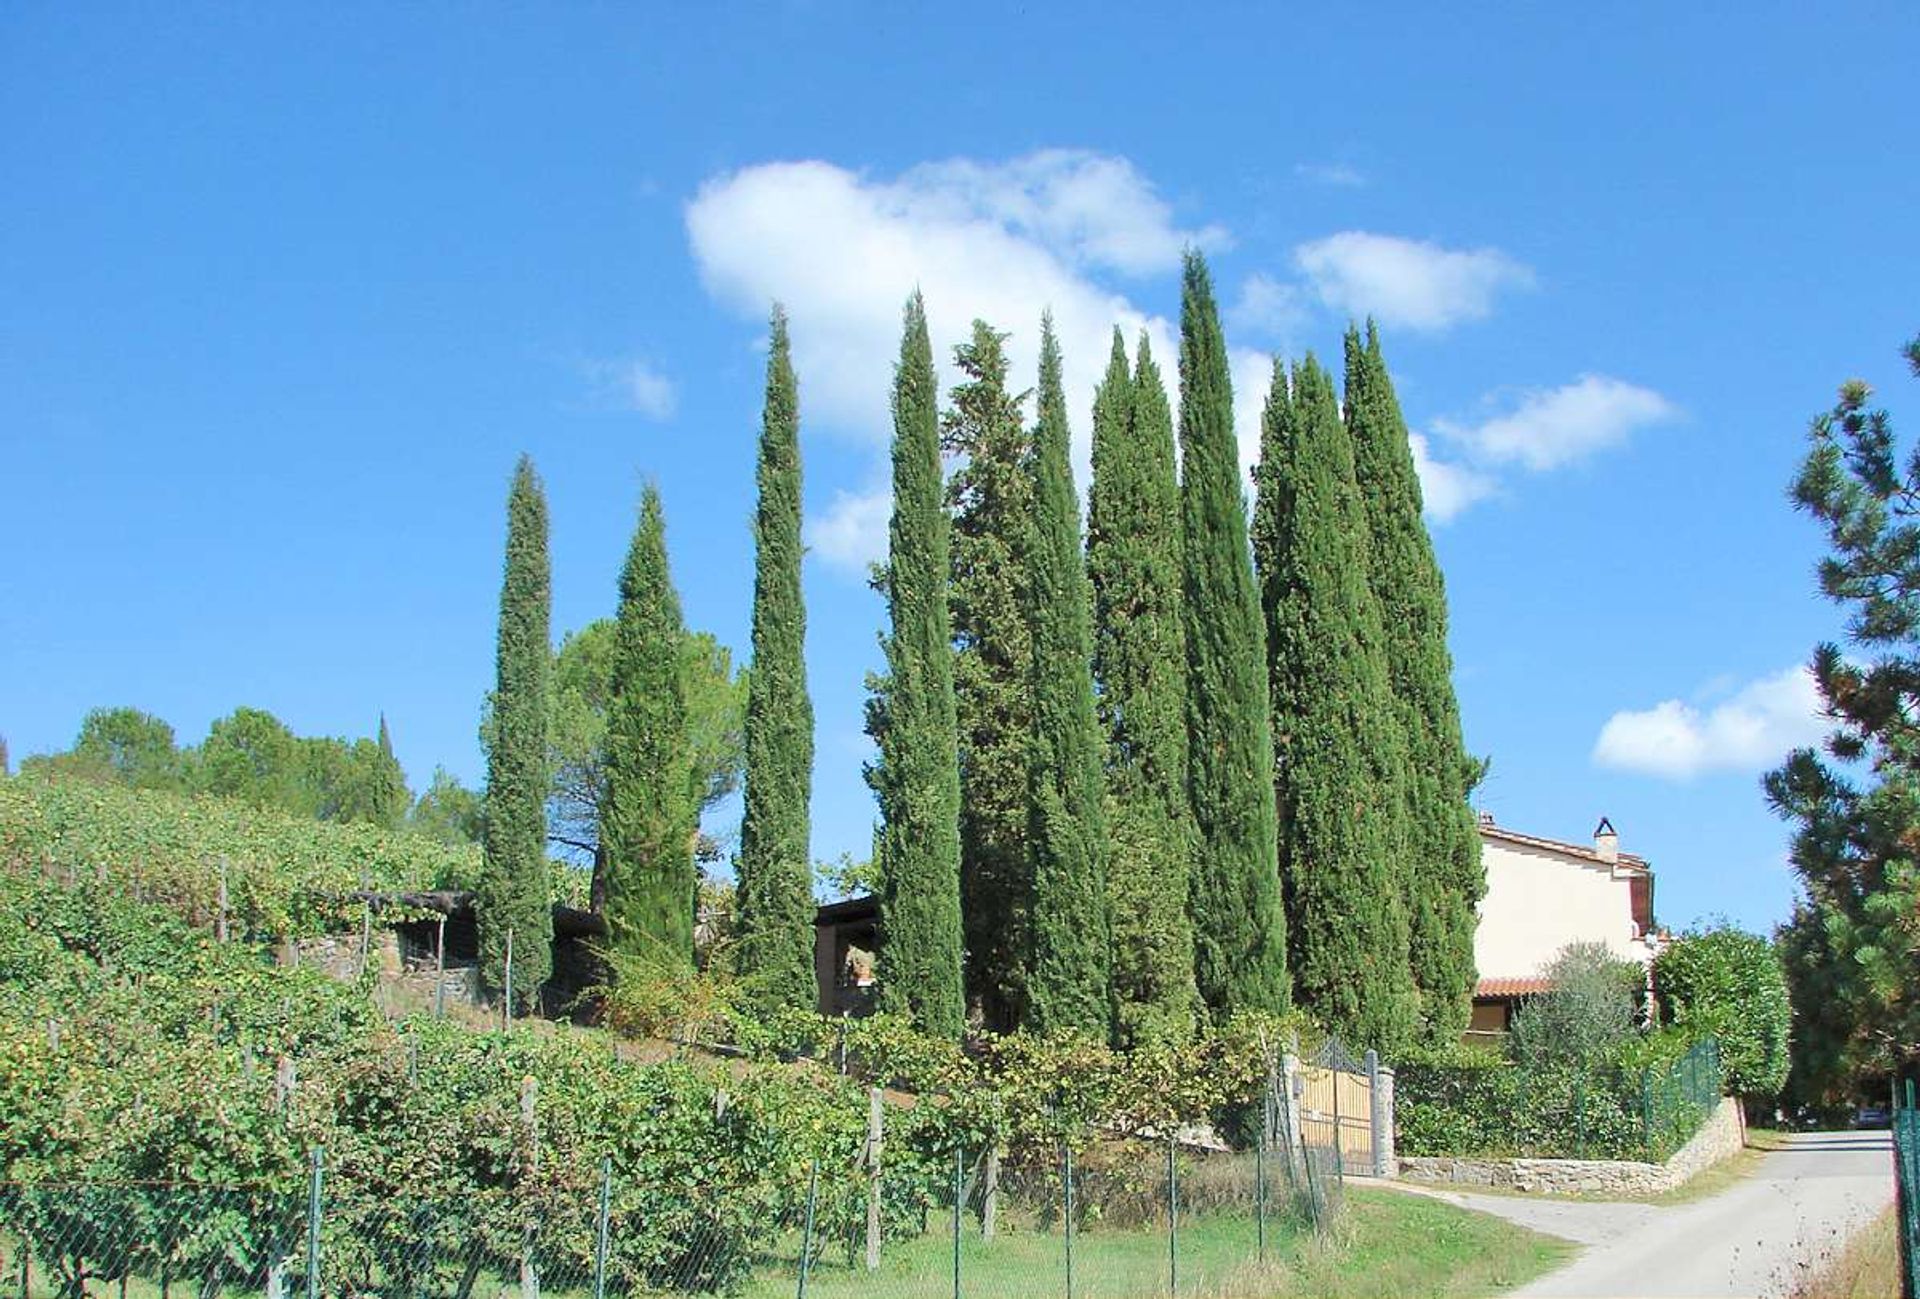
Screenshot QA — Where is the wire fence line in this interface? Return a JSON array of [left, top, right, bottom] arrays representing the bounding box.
[[1894, 1076, 1917, 1299], [0, 1073, 1348, 1299]]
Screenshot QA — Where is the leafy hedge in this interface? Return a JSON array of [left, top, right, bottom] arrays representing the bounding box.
[[0, 775, 480, 938], [1653, 926, 1791, 1097], [1395, 1035, 1722, 1162]]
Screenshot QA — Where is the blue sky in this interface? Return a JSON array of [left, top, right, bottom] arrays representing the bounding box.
[[4, 5, 1915, 935]]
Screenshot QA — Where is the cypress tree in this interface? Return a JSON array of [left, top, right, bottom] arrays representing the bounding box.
[[866, 292, 966, 1037], [1176, 252, 1290, 1019], [480, 455, 554, 1009], [734, 305, 817, 1012], [1253, 355, 1419, 1053], [943, 319, 1037, 1030], [1088, 329, 1199, 1045], [1345, 323, 1484, 1039], [375, 714, 408, 828], [1024, 316, 1112, 1038], [599, 483, 696, 968]]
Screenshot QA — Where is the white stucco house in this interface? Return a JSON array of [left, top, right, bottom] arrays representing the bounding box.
[[1468, 814, 1658, 1040]]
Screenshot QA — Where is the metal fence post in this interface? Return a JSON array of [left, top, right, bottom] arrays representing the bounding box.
[[593, 1156, 611, 1299], [952, 1146, 963, 1299], [306, 1147, 323, 1299], [797, 1159, 818, 1299], [1256, 1094, 1268, 1262], [1063, 1142, 1075, 1299], [1166, 1136, 1178, 1296]]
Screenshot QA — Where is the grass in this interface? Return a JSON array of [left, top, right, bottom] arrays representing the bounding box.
[[733, 1187, 1570, 1299], [1787, 1207, 1900, 1299]]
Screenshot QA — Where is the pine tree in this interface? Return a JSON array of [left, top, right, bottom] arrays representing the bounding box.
[[1253, 355, 1418, 1053], [480, 455, 554, 1009], [599, 484, 695, 968], [734, 305, 817, 1012], [1024, 316, 1112, 1038], [1176, 252, 1290, 1020], [1344, 323, 1484, 1039], [866, 293, 966, 1037], [1088, 329, 1199, 1045], [943, 319, 1037, 1030]]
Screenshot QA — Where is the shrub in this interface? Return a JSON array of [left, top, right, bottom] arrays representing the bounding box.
[[1508, 941, 1645, 1072], [1654, 925, 1791, 1098]]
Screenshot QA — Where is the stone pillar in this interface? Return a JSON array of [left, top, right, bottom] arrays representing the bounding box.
[[1280, 1051, 1307, 1183], [1372, 1064, 1396, 1179]]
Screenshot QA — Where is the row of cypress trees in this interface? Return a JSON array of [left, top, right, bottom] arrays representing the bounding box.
[[476, 251, 1480, 1052], [476, 311, 818, 1011], [872, 254, 1481, 1050]]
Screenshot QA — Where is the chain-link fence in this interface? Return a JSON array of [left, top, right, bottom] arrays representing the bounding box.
[[1894, 1076, 1917, 1299], [0, 1070, 1351, 1299]]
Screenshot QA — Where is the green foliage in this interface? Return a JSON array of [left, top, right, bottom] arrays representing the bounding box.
[[943, 318, 1037, 1031], [600, 484, 695, 970], [0, 774, 477, 938], [1508, 941, 1645, 1073], [480, 455, 554, 1008], [1087, 329, 1199, 1047], [547, 619, 748, 863], [1176, 251, 1289, 1022], [1395, 1035, 1723, 1161], [1024, 316, 1112, 1038], [407, 766, 485, 845], [1253, 355, 1418, 1055], [1654, 925, 1791, 1097], [734, 305, 818, 1016], [867, 292, 965, 1037], [1344, 324, 1483, 1039], [815, 852, 879, 902], [1766, 333, 1920, 1093]]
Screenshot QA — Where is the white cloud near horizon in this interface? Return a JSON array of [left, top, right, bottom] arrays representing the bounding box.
[[687, 152, 1268, 575], [1409, 432, 1498, 522], [1438, 375, 1679, 471], [1294, 232, 1535, 333], [1593, 666, 1827, 779]]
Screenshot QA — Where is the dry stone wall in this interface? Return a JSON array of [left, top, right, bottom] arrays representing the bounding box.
[[1397, 1096, 1744, 1197]]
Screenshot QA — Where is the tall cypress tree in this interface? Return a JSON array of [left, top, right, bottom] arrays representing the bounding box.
[[1176, 252, 1290, 1020], [1024, 316, 1112, 1038], [375, 714, 408, 828], [1088, 329, 1199, 1045], [1253, 355, 1419, 1053], [599, 484, 695, 968], [480, 455, 554, 1009], [734, 305, 817, 1012], [866, 292, 966, 1037], [1345, 323, 1483, 1038], [943, 319, 1037, 1030]]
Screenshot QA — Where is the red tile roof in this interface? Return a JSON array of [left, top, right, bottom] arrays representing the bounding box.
[[1476, 976, 1554, 999]]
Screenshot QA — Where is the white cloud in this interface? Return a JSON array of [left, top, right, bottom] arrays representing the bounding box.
[[582, 356, 676, 419], [1293, 231, 1535, 332], [1228, 273, 1307, 340], [1294, 162, 1367, 188], [805, 483, 891, 576], [1409, 432, 1497, 522], [1438, 375, 1679, 471], [687, 152, 1271, 575], [1593, 666, 1827, 779]]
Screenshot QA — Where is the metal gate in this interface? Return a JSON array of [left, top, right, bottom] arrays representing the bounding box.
[[1297, 1036, 1375, 1176], [1895, 1077, 1918, 1299]]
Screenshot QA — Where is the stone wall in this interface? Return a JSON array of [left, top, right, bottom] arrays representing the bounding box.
[[1397, 1096, 1744, 1197]]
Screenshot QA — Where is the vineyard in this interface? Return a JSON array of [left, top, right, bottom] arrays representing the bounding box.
[[0, 776, 479, 939], [0, 774, 1374, 1297]]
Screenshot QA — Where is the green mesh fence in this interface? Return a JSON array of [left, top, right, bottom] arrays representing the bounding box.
[[1894, 1077, 1918, 1299], [0, 1075, 1350, 1299]]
